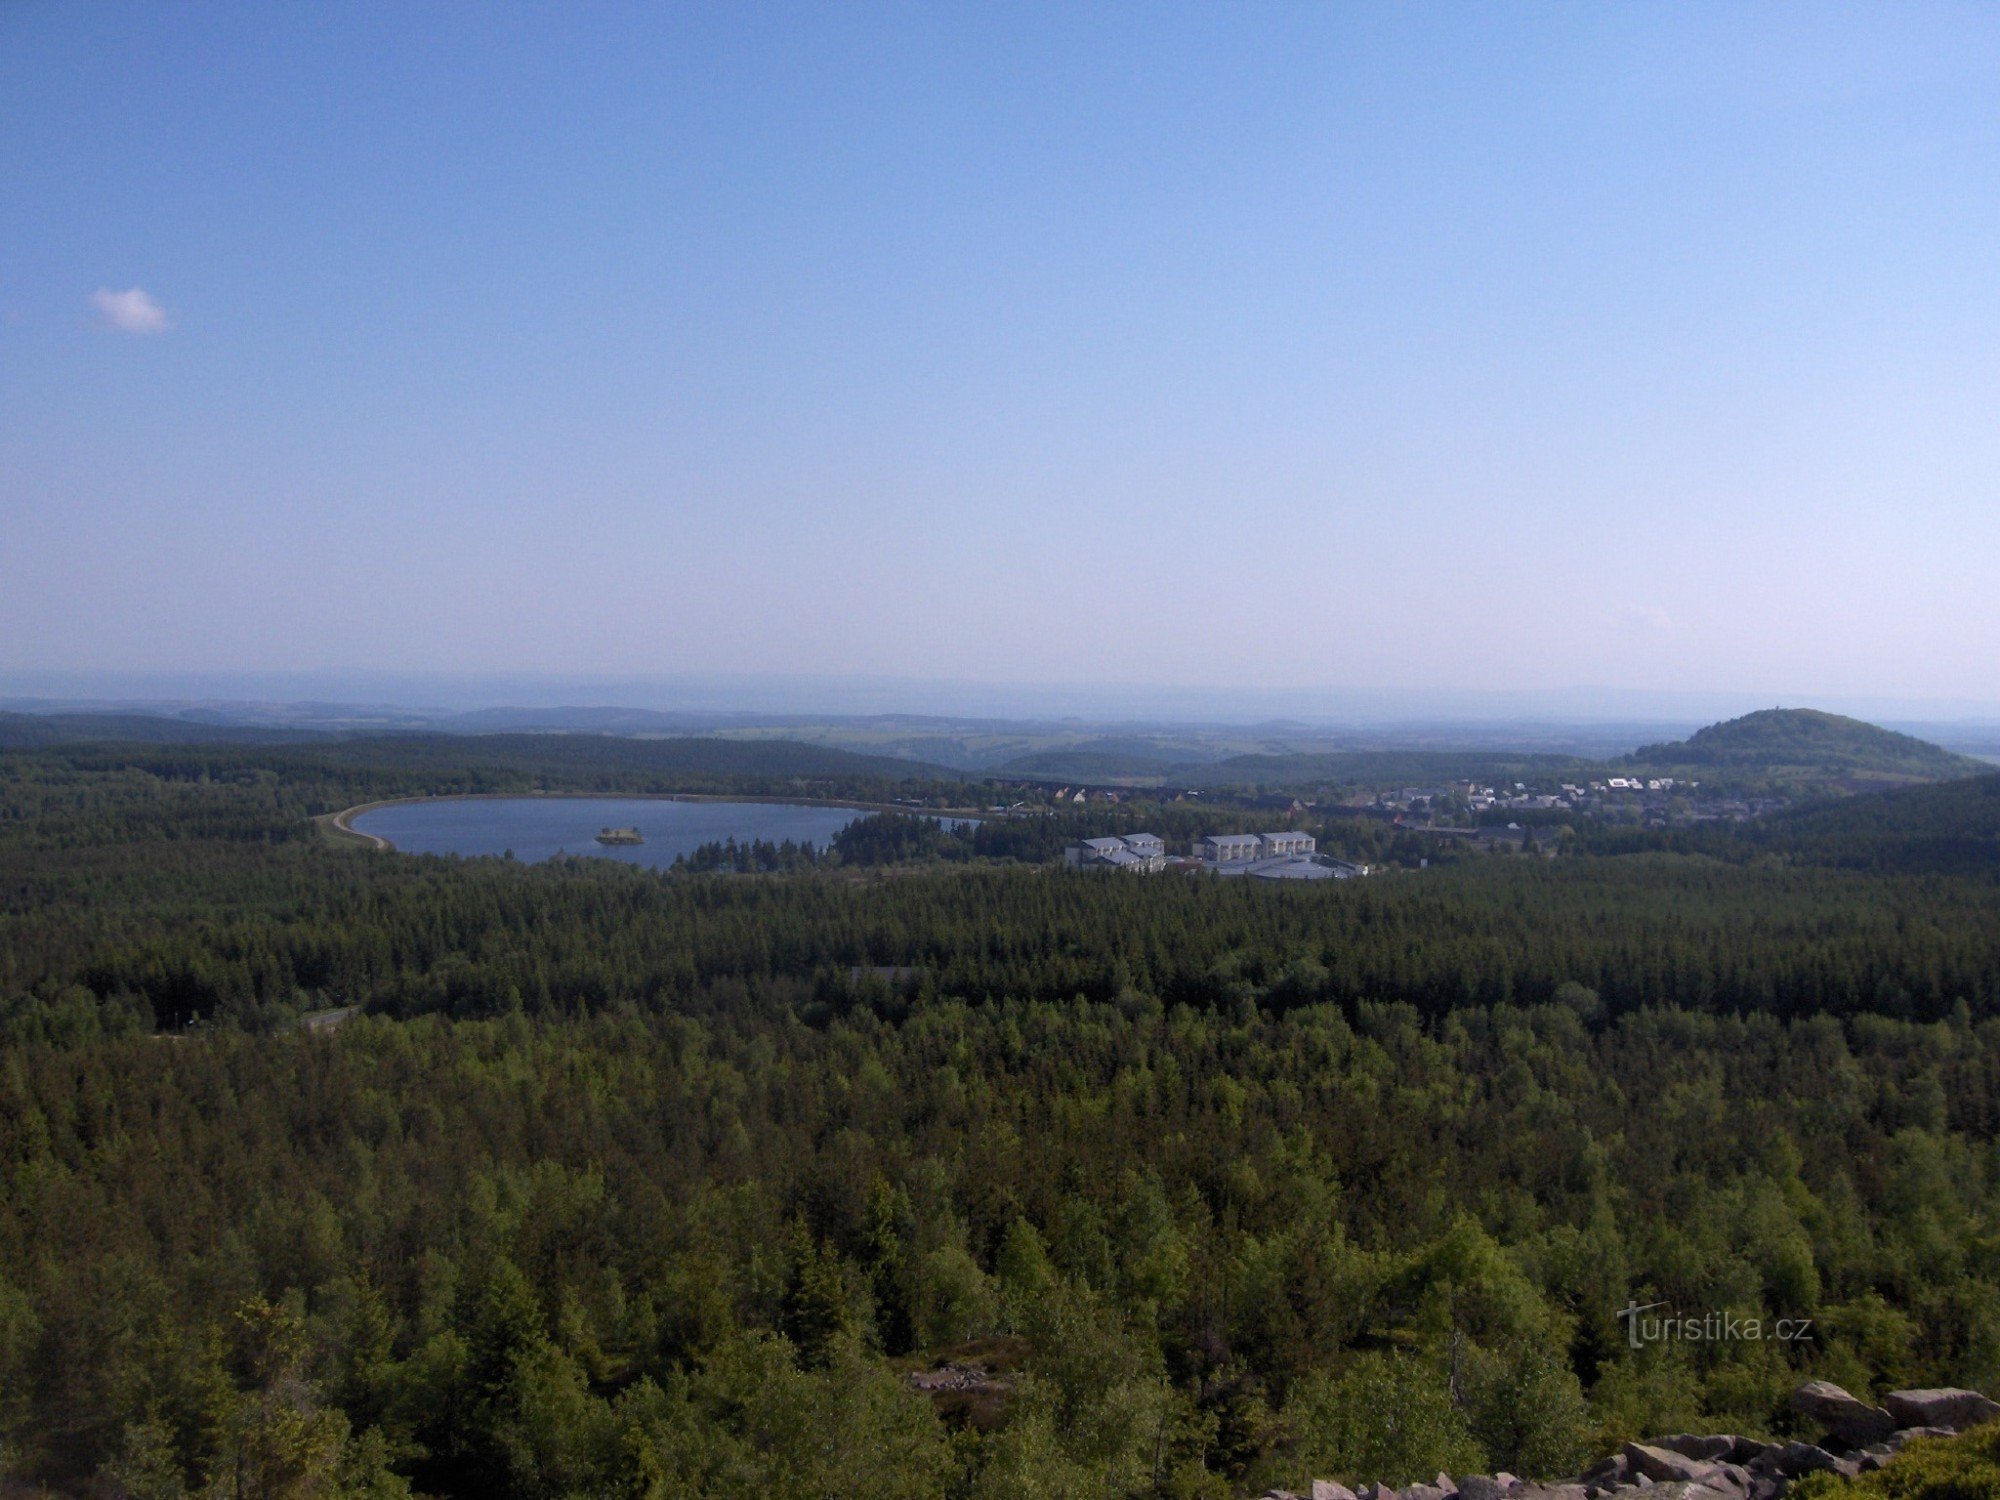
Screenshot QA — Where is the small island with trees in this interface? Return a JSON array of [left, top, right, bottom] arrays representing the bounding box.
[[592, 825, 643, 845]]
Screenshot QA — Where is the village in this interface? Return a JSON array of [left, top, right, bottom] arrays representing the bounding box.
[[1064, 829, 1371, 880]]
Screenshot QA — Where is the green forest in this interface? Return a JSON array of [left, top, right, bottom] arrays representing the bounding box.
[[2, 736, 1998, 1498]]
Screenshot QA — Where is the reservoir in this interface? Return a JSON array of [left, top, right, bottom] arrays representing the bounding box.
[[349, 797, 957, 869]]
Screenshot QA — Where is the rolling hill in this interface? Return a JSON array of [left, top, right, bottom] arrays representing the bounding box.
[[1630, 708, 1986, 783]]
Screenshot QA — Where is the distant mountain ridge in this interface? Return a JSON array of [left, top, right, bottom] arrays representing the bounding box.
[[1630, 708, 1987, 782]]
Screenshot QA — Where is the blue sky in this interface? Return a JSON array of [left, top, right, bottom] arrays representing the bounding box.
[[6, 3, 2000, 708]]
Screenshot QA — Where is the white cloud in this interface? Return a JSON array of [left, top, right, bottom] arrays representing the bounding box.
[[91, 287, 171, 334]]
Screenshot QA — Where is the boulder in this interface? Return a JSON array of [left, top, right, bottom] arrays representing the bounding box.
[[1405, 1484, 1452, 1500], [1791, 1381, 1897, 1448], [1582, 1454, 1630, 1485], [1644, 1484, 1740, 1500], [1315, 1484, 1360, 1500], [1625, 1444, 1721, 1484], [1768, 1443, 1851, 1479], [1884, 1389, 2000, 1432], [1458, 1477, 1514, 1500], [1653, 1437, 1741, 1464]]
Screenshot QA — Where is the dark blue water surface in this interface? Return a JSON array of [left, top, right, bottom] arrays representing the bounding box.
[[352, 797, 938, 869]]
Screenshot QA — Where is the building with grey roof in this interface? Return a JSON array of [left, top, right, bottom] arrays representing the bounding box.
[[1064, 834, 1167, 872]]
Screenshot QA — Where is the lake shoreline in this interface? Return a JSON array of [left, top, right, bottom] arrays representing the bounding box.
[[321, 791, 990, 858]]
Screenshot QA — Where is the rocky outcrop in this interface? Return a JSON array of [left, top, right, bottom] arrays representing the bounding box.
[[1624, 1444, 1721, 1484], [907, 1360, 1002, 1393], [1883, 1389, 2000, 1432], [1761, 1441, 1854, 1479], [1791, 1381, 1897, 1448], [1264, 1381, 1994, 1500], [1652, 1436, 1758, 1465]]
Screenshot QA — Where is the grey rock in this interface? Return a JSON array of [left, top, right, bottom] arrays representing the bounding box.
[[1314, 1484, 1360, 1500], [1654, 1437, 1741, 1464], [1747, 1478, 1787, 1500], [1626, 1445, 1721, 1485], [1769, 1443, 1848, 1479], [1583, 1455, 1631, 1485], [1885, 1389, 2000, 1431], [1438, 1476, 1460, 1495], [1458, 1476, 1514, 1500], [1664, 1485, 1745, 1500], [1791, 1381, 1898, 1448], [1704, 1463, 1752, 1497], [1405, 1484, 1451, 1500]]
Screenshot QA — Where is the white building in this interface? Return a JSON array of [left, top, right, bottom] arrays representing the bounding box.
[[1197, 833, 1263, 864], [1259, 831, 1315, 857], [1065, 834, 1166, 872]]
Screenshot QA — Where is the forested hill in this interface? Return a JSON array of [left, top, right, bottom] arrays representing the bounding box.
[[1630, 709, 1985, 782], [0, 710, 327, 749], [315, 732, 960, 784], [1744, 770, 2000, 874], [0, 726, 960, 789], [1185, 749, 1586, 788]]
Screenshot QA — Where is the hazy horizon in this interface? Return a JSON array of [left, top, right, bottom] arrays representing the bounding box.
[[9, 6, 2000, 700], [7, 667, 2000, 733]]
